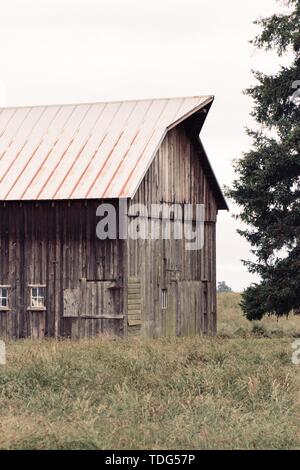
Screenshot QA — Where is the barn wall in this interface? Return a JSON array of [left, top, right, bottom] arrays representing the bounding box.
[[132, 124, 218, 219], [127, 124, 217, 337], [0, 124, 219, 340], [0, 200, 125, 339]]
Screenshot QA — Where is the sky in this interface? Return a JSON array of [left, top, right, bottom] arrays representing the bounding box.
[[0, 0, 289, 291]]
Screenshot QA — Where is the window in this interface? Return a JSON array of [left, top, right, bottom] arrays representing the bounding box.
[[0, 286, 10, 310], [29, 286, 46, 310], [161, 289, 168, 310]]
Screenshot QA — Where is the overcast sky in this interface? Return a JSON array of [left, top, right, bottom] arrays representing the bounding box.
[[0, 0, 288, 291]]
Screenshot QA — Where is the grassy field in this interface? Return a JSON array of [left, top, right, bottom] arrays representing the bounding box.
[[0, 293, 299, 450]]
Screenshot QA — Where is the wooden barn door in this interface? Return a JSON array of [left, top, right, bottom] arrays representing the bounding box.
[[176, 281, 202, 337], [163, 281, 178, 337], [161, 239, 180, 338], [84, 280, 122, 318], [63, 279, 123, 319]]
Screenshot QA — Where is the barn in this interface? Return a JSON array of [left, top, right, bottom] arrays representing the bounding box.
[[0, 96, 228, 339]]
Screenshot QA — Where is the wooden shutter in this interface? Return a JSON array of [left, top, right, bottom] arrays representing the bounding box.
[[63, 288, 80, 317], [127, 277, 142, 327]]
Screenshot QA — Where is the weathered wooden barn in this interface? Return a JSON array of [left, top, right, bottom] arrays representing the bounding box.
[[0, 96, 227, 339]]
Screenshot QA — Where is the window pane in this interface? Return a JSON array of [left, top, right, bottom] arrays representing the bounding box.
[[38, 288, 45, 298], [37, 298, 44, 307], [32, 288, 38, 297], [30, 287, 45, 308], [0, 288, 8, 308], [1, 288, 7, 298]]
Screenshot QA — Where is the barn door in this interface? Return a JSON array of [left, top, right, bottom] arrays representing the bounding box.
[[202, 280, 208, 334], [63, 279, 122, 318], [176, 281, 202, 337], [163, 282, 177, 337]]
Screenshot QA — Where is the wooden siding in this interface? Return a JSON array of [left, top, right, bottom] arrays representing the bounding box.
[[132, 124, 217, 221], [0, 123, 219, 340], [128, 124, 217, 337], [0, 200, 125, 339]]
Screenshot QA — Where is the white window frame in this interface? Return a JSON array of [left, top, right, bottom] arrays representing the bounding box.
[[0, 285, 11, 311], [28, 285, 46, 311], [161, 289, 168, 310]]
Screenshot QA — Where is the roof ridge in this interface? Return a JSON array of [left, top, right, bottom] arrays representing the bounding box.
[[0, 95, 213, 110]]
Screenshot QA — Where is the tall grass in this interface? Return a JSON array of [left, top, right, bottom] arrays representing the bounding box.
[[0, 293, 299, 450], [218, 292, 300, 338]]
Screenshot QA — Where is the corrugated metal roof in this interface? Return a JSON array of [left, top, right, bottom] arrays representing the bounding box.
[[0, 96, 218, 202]]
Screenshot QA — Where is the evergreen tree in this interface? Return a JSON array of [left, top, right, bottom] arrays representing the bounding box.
[[227, 0, 300, 320]]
